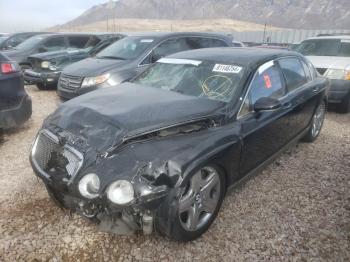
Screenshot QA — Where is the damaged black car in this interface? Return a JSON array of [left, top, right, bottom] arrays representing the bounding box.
[[30, 48, 328, 241], [0, 53, 32, 129]]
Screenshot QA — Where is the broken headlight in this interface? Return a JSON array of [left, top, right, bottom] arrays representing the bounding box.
[[107, 180, 135, 205], [78, 173, 100, 199], [41, 61, 51, 69]]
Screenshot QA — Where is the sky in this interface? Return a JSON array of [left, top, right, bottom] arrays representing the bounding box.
[[0, 0, 109, 32]]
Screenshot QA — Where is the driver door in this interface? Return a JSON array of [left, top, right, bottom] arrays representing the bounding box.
[[238, 60, 292, 176]]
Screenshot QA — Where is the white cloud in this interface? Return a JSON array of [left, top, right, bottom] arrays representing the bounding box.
[[0, 0, 108, 32]]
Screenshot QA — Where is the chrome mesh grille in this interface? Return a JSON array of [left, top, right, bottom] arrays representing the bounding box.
[[33, 131, 59, 171], [59, 74, 83, 91], [32, 130, 83, 178]]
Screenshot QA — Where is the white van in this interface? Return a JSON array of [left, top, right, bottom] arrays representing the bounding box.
[[296, 35, 350, 113]]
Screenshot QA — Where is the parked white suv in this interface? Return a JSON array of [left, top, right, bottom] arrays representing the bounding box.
[[296, 35, 350, 113]]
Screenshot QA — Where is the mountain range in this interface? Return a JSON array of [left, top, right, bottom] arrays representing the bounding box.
[[60, 0, 350, 30]]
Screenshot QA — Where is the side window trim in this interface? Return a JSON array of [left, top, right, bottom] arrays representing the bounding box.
[[300, 58, 313, 81]]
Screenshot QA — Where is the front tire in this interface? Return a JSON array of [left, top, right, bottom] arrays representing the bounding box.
[[155, 164, 226, 242], [303, 100, 326, 142], [337, 94, 350, 113]]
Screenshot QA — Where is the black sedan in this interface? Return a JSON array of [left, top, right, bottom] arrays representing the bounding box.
[[56, 32, 233, 100], [0, 53, 32, 129], [30, 48, 328, 241], [24, 34, 124, 90]]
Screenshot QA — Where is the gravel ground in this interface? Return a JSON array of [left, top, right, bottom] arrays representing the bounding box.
[[0, 85, 349, 261]]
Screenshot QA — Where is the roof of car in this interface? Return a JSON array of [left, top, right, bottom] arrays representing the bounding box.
[[169, 47, 300, 67], [120, 31, 231, 39], [306, 35, 350, 40]]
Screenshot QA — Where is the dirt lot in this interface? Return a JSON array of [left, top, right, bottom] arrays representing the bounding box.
[[0, 85, 349, 261]]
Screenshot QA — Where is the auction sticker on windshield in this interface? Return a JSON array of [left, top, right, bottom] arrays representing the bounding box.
[[213, 64, 242, 74], [140, 39, 154, 43]]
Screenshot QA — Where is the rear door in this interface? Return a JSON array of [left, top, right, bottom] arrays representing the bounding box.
[[238, 60, 292, 176], [277, 57, 320, 138]]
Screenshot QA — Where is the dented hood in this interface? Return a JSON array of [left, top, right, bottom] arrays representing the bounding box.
[[45, 83, 224, 152]]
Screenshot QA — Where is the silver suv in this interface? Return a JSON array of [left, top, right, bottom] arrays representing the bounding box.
[[296, 35, 350, 113]]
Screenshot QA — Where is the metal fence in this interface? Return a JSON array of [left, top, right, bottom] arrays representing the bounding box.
[[232, 29, 350, 44]]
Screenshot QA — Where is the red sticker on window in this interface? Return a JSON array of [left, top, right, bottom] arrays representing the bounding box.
[[263, 75, 272, 89]]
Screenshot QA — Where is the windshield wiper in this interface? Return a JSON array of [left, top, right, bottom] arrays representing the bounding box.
[[97, 55, 127, 60]]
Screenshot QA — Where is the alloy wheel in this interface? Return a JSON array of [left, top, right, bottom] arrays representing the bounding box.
[[311, 102, 325, 137], [178, 166, 221, 231]]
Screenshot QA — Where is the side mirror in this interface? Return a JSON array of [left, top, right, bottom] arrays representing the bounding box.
[[254, 97, 282, 112]]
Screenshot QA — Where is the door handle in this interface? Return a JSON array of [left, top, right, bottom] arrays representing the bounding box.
[[313, 87, 320, 93]]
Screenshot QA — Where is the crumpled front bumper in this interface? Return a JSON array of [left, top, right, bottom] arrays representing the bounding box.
[[0, 95, 32, 129], [24, 69, 61, 86], [328, 79, 350, 103], [30, 148, 169, 235]]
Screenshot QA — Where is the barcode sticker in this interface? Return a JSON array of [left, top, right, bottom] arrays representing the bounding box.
[[213, 64, 242, 74]]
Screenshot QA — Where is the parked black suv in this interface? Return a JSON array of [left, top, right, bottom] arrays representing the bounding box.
[[24, 34, 124, 90], [57, 32, 234, 100], [0, 32, 50, 51], [0, 53, 32, 129], [3, 33, 104, 71]]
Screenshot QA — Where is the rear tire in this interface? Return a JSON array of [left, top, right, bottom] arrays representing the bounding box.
[[303, 100, 326, 143], [155, 164, 226, 242]]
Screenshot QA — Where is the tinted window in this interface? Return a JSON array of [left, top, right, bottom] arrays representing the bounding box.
[[296, 39, 340, 56], [185, 37, 228, 49], [239, 61, 286, 116], [0, 36, 8, 45], [250, 62, 285, 104], [240, 62, 285, 117], [209, 38, 229, 47], [279, 58, 307, 91], [16, 36, 46, 50], [97, 36, 154, 60], [42, 37, 66, 52], [153, 38, 186, 59], [68, 36, 91, 49], [339, 40, 350, 57]]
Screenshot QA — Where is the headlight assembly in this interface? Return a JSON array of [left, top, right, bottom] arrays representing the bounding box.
[[107, 180, 135, 205], [324, 66, 350, 80], [81, 73, 110, 87], [41, 61, 51, 69], [78, 173, 100, 199]]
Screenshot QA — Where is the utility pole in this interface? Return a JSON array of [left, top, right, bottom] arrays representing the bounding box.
[[107, 15, 109, 32], [262, 22, 267, 44]]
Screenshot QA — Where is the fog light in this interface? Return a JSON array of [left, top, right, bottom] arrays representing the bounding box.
[[78, 173, 100, 199], [107, 180, 134, 205]]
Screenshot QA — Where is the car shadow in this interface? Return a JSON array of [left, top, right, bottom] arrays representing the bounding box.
[[0, 120, 32, 146]]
